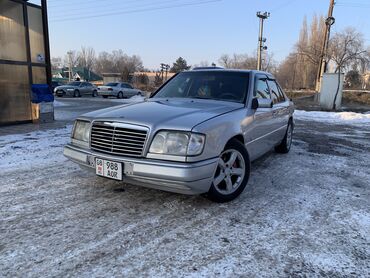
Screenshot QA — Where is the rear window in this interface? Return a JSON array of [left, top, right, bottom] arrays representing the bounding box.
[[105, 83, 118, 86]]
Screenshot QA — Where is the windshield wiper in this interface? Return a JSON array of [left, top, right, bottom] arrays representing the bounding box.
[[190, 96, 211, 100]]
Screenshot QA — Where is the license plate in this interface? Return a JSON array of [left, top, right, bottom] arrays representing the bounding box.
[[95, 158, 123, 181]]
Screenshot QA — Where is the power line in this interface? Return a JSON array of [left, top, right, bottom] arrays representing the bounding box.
[[49, 0, 189, 18], [270, 0, 298, 12], [48, 0, 146, 9], [50, 0, 221, 23]]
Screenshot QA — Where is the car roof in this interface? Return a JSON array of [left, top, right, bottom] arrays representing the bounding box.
[[185, 68, 275, 79]]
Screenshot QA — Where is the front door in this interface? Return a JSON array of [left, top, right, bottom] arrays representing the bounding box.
[[245, 75, 276, 160]]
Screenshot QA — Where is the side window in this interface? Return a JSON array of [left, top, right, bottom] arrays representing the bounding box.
[[267, 80, 284, 104], [277, 83, 286, 102], [127, 84, 133, 89], [121, 83, 126, 88], [254, 78, 270, 99]]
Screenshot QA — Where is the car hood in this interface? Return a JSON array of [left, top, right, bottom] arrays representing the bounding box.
[[81, 98, 244, 130]]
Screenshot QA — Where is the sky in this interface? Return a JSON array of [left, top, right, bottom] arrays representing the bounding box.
[[30, 0, 370, 69]]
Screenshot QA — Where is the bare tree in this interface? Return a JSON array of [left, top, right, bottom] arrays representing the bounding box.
[[218, 52, 276, 72], [93, 50, 143, 82], [328, 28, 368, 109], [78, 46, 96, 79], [329, 28, 367, 72]]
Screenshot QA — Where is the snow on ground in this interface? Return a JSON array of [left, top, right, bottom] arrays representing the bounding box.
[[0, 109, 369, 277], [53, 100, 69, 107], [295, 109, 370, 124], [0, 125, 72, 174]]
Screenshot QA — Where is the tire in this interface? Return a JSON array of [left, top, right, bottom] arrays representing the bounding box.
[[206, 139, 251, 203], [117, 92, 123, 99], [92, 90, 98, 97], [275, 119, 293, 154], [137, 91, 142, 96], [102, 95, 108, 99], [73, 90, 80, 98]]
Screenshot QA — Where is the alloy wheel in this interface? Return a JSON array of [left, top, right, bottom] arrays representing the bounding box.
[[213, 149, 246, 195]]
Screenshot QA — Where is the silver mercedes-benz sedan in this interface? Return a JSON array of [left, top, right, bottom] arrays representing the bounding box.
[[97, 82, 143, 99], [54, 81, 98, 97], [64, 69, 294, 202]]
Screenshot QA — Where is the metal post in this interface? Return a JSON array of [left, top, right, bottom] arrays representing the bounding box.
[[256, 11, 269, 71], [67, 51, 72, 82], [41, 0, 51, 87]]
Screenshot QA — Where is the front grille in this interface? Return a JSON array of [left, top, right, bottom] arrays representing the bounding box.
[[90, 122, 148, 157]]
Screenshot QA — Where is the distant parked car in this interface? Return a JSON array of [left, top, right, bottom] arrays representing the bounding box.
[[54, 81, 98, 97], [97, 82, 143, 98]]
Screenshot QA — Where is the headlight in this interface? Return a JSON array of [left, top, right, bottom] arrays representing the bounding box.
[[72, 120, 91, 142], [149, 131, 205, 156]]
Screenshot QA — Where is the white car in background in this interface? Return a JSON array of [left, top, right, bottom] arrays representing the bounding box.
[[97, 82, 143, 99]]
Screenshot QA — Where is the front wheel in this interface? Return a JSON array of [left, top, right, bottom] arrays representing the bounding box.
[[206, 139, 251, 203], [73, 90, 80, 98], [92, 90, 98, 97], [275, 120, 293, 153], [117, 92, 123, 99]]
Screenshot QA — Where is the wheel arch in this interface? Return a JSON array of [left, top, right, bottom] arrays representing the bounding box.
[[224, 134, 250, 160]]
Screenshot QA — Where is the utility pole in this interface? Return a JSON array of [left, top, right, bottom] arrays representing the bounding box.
[[256, 11, 270, 71], [67, 51, 73, 82], [315, 0, 336, 92]]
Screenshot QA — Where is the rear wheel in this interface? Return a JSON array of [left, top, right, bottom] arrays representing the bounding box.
[[275, 120, 293, 153], [117, 92, 123, 99], [206, 139, 250, 203]]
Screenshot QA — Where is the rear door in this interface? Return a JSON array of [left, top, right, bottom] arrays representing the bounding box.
[[246, 75, 276, 160], [123, 83, 136, 97], [267, 79, 290, 144]]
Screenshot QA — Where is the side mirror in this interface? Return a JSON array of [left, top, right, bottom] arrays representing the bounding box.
[[251, 98, 273, 109]]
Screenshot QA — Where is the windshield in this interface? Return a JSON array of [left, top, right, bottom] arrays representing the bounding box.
[[105, 83, 118, 86], [152, 71, 250, 103], [67, 82, 81, 86]]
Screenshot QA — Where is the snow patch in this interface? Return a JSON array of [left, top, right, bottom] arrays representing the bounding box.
[[53, 100, 68, 107], [0, 126, 72, 174], [294, 110, 370, 124]]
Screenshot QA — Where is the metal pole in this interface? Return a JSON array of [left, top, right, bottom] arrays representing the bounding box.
[[68, 51, 72, 82], [256, 12, 269, 71], [257, 17, 263, 71], [41, 0, 51, 87]]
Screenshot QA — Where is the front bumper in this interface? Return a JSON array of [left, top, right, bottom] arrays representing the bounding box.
[[63, 144, 218, 195]]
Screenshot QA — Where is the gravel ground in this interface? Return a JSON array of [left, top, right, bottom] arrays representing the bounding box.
[[0, 111, 369, 277]]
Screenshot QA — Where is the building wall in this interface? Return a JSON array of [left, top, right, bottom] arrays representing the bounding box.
[[0, 0, 49, 124]]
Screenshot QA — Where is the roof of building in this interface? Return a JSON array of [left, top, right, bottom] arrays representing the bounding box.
[[52, 67, 102, 81]]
